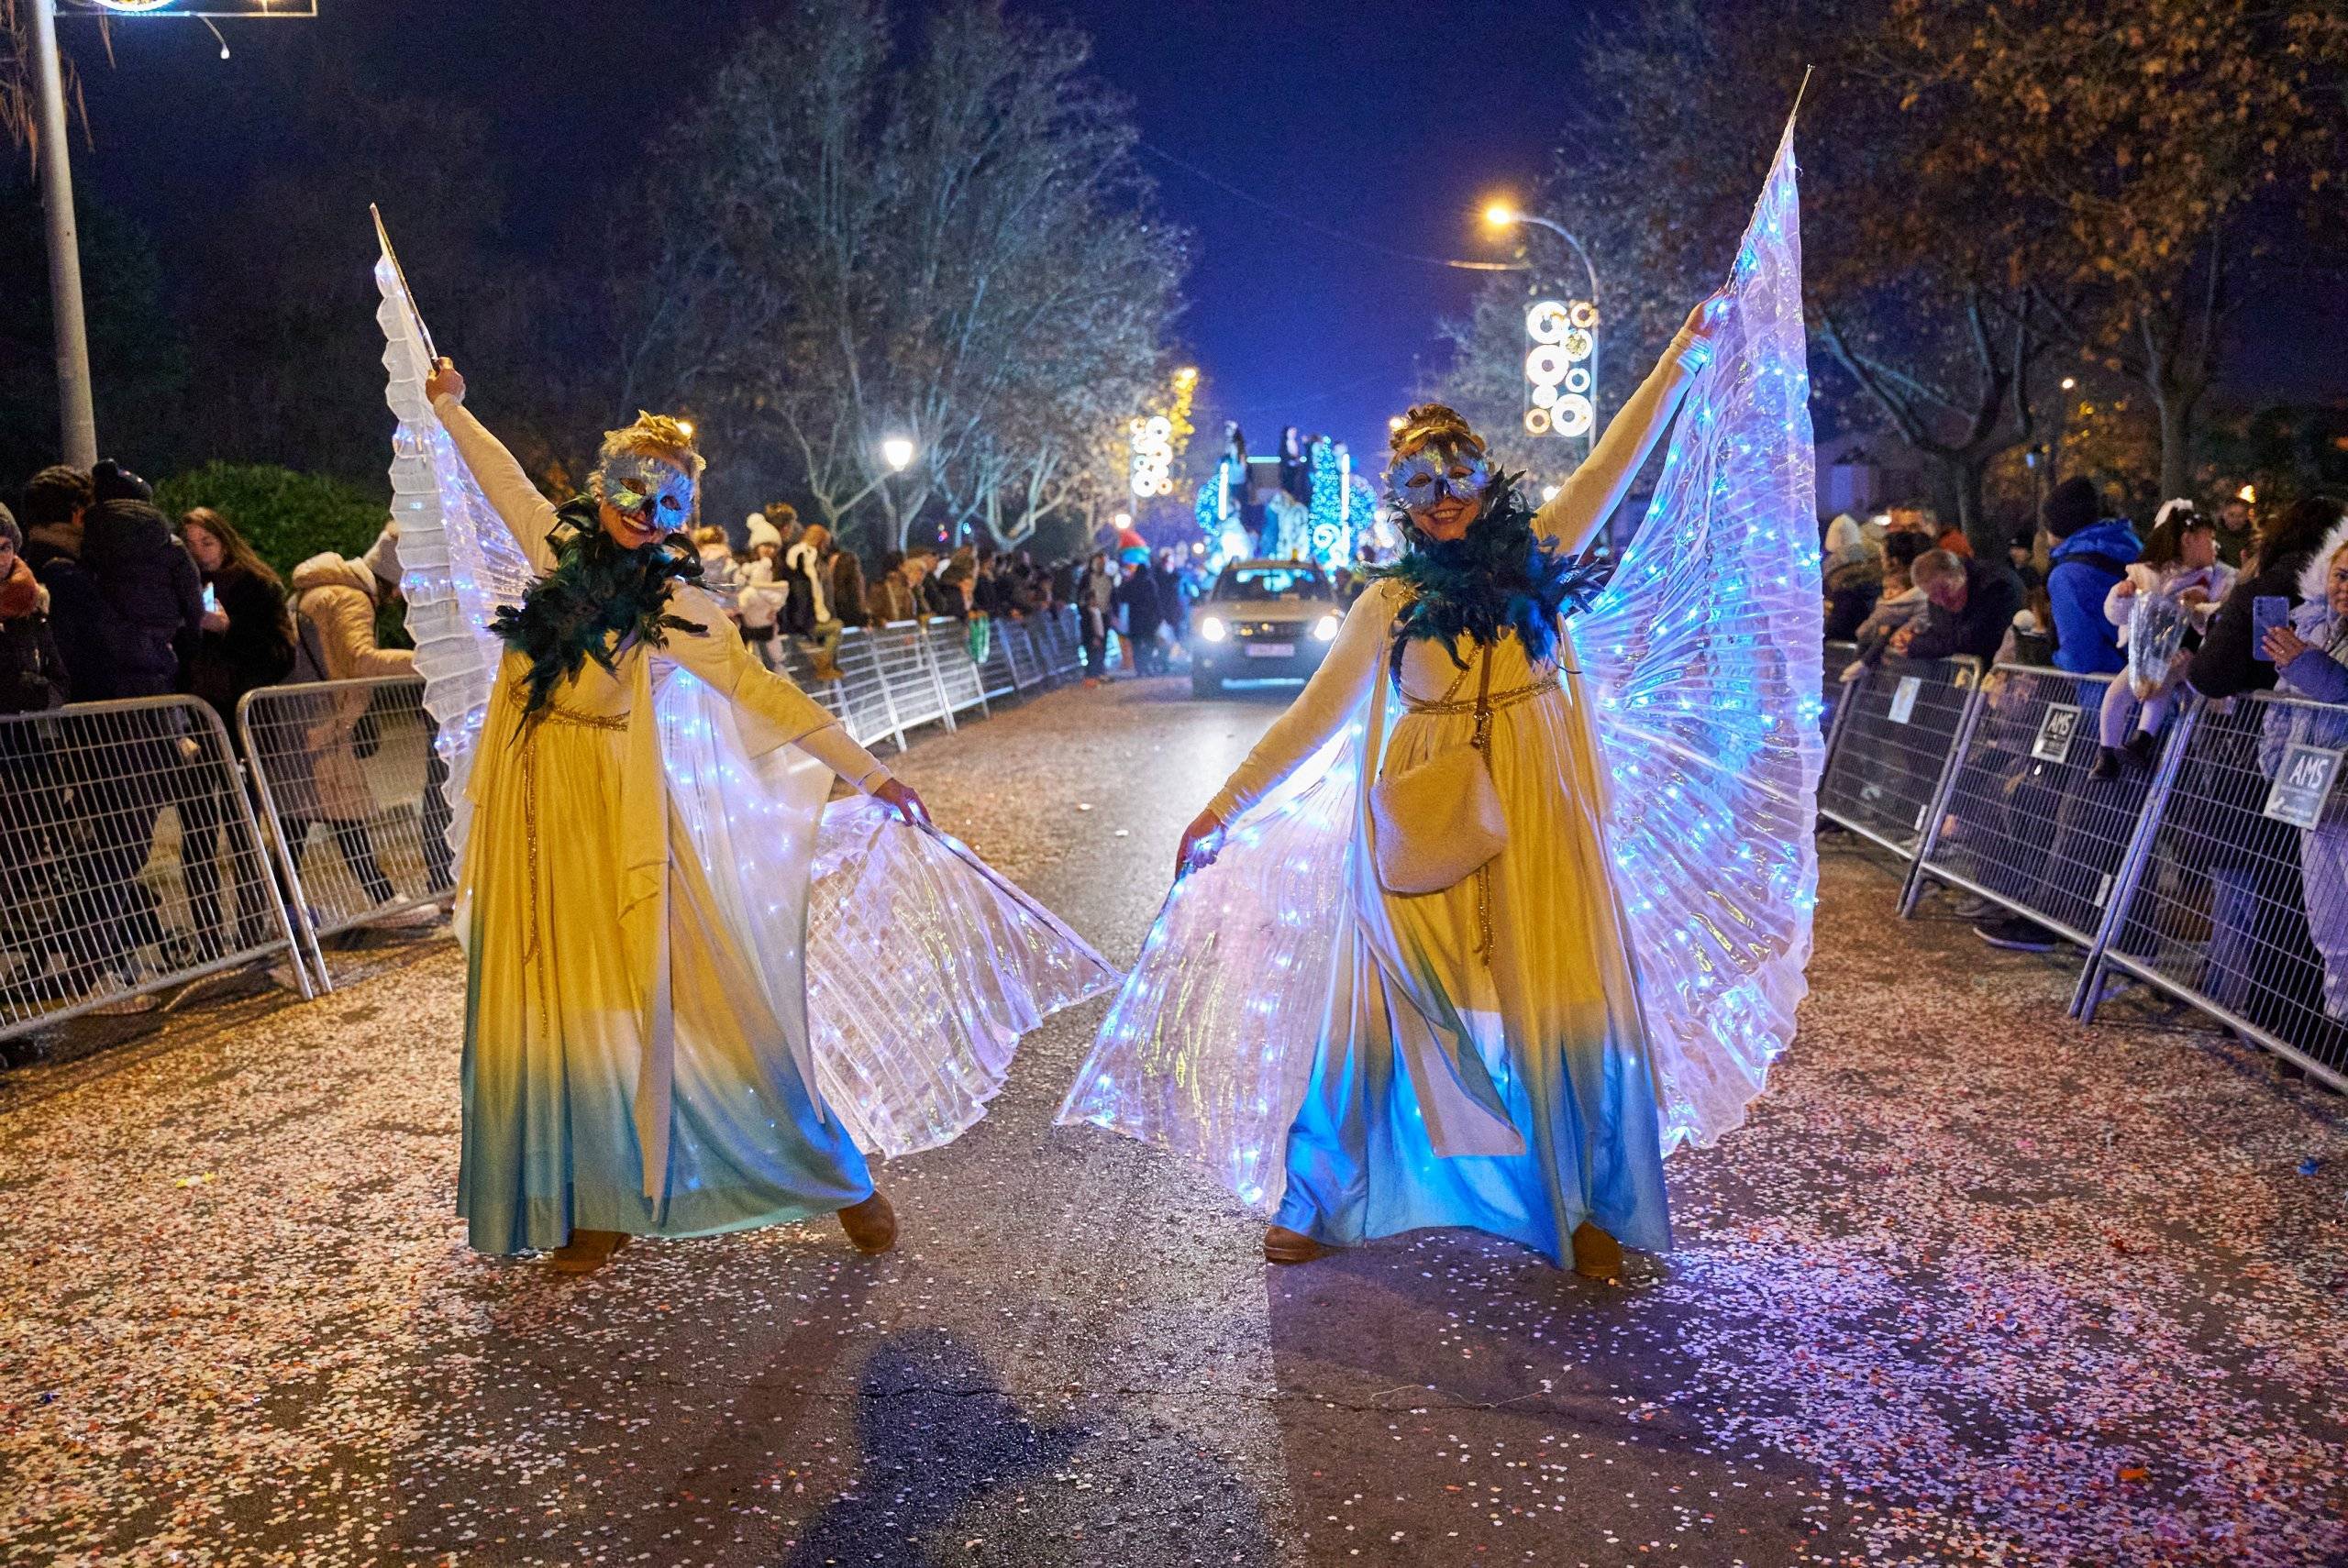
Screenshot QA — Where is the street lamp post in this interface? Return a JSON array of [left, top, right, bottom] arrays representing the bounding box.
[[1485, 204, 1605, 460], [29, 0, 98, 468], [1484, 205, 1602, 315]]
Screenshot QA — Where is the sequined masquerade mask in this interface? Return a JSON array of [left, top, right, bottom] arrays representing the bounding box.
[[595, 453, 696, 532], [1384, 440, 1490, 511]]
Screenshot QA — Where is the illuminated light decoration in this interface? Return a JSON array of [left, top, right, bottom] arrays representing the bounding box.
[[1307, 435, 1353, 568], [1523, 299, 1597, 441], [1129, 414, 1175, 499], [1057, 105, 1821, 1190]]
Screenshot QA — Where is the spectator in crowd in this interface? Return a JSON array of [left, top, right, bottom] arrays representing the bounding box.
[[1888, 548, 2023, 667], [1844, 532, 1933, 676], [692, 524, 741, 598], [1822, 513, 1884, 642], [783, 521, 846, 678], [284, 525, 442, 928], [2261, 507, 2348, 1024], [1113, 550, 1167, 676], [2213, 491, 2255, 569], [17, 466, 112, 701], [178, 507, 298, 957], [736, 512, 788, 669], [2090, 501, 2232, 779], [1152, 547, 1189, 644], [2171, 495, 2348, 1043], [0, 506, 68, 713], [901, 546, 951, 619], [936, 545, 978, 619], [869, 548, 920, 623], [1078, 550, 1116, 686], [2006, 527, 2045, 593], [2040, 476, 2140, 675], [82, 460, 205, 699], [830, 536, 868, 628]]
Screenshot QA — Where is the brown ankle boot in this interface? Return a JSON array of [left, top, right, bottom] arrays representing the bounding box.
[[1263, 1225, 1333, 1264], [1570, 1220, 1624, 1280], [548, 1229, 631, 1275], [837, 1189, 897, 1254]]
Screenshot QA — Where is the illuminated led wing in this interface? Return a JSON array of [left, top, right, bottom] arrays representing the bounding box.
[[373, 242, 536, 870], [1575, 110, 1822, 1154], [1057, 723, 1362, 1213]]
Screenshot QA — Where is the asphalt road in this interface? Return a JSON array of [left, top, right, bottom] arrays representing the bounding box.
[[6, 674, 2347, 1567]]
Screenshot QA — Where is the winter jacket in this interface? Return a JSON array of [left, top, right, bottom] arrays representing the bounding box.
[[1901, 558, 2025, 667], [82, 498, 205, 697], [2187, 547, 2325, 701], [781, 540, 830, 626], [1113, 568, 1165, 637], [868, 573, 923, 625], [2103, 561, 2235, 646], [287, 553, 414, 821], [736, 557, 787, 633], [830, 552, 867, 627], [1822, 553, 1885, 642], [2043, 518, 2142, 675], [184, 566, 296, 726], [20, 523, 116, 703], [1850, 584, 1927, 668], [2265, 519, 2348, 756], [0, 558, 69, 714]]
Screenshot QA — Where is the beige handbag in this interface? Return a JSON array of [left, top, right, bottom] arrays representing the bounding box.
[[1369, 646, 1506, 896]]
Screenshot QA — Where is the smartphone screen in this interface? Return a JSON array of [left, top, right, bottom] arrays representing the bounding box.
[[2252, 595, 2289, 661], [202, 582, 220, 615]]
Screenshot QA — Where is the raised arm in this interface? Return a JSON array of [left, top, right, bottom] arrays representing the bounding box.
[[423, 359, 560, 575], [1532, 309, 1715, 554]]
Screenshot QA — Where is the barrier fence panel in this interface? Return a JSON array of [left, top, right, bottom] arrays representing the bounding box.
[[923, 616, 991, 717], [973, 616, 1020, 701], [1817, 655, 1980, 856], [1002, 618, 1045, 690], [1902, 665, 2156, 947], [866, 622, 952, 735], [827, 629, 905, 749], [1, 696, 311, 1040], [2080, 689, 2348, 1089], [238, 678, 454, 987], [1040, 610, 1082, 678]]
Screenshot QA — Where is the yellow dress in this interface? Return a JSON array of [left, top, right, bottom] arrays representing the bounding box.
[[436, 398, 895, 1254]]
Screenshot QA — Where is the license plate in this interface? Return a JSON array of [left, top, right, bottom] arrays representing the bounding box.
[[1245, 642, 1296, 657]]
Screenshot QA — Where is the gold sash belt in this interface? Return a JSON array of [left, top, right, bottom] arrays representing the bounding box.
[[1404, 669, 1561, 717]]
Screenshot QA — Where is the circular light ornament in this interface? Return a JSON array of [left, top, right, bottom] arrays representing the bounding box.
[[1530, 382, 1558, 409], [1567, 300, 1599, 330], [1564, 366, 1592, 394], [1523, 407, 1553, 436], [1560, 328, 1594, 363], [1553, 393, 1595, 437], [1524, 345, 1568, 384], [1525, 300, 1570, 345]]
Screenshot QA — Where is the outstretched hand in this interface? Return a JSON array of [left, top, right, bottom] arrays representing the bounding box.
[[424, 357, 465, 405], [873, 778, 930, 827], [1174, 806, 1224, 881], [1681, 285, 1733, 344]]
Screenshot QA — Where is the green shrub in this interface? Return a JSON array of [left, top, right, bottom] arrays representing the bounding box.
[[153, 462, 389, 583]]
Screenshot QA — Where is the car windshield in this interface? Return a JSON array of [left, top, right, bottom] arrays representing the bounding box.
[[1215, 566, 1331, 602]]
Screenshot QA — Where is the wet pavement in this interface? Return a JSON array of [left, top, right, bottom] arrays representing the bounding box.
[[6, 673, 2348, 1566]]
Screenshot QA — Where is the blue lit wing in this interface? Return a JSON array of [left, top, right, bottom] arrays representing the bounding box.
[[373, 245, 536, 869], [1057, 722, 1364, 1212], [1575, 111, 1822, 1154]]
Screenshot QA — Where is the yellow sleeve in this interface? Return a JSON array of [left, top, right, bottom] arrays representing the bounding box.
[[432, 392, 561, 574], [661, 585, 892, 790]]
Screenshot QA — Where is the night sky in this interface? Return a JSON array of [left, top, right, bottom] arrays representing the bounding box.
[[59, 0, 1592, 468], [52, 0, 2342, 478]]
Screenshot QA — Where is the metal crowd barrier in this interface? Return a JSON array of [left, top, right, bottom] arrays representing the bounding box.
[[1817, 654, 1981, 856], [237, 677, 454, 988], [1820, 638, 1857, 737], [0, 695, 313, 1042], [1817, 649, 2348, 1094], [2077, 689, 2348, 1088]]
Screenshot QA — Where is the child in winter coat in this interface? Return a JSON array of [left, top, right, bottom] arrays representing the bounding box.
[[2091, 501, 2234, 779], [2259, 512, 2348, 1022]]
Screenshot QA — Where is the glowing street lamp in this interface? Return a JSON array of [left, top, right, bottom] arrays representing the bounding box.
[[1387, 414, 1407, 433], [880, 436, 916, 471], [1484, 199, 1603, 450]]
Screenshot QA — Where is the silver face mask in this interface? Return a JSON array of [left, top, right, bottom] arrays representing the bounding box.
[[595, 453, 696, 533], [1384, 442, 1490, 511]]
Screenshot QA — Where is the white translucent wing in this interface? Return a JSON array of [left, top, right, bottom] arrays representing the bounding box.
[[1057, 719, 1362, 1212], [1576, 111, 1823, 1154], [373, 247, 537, 870], [809, 798, 1121, 1157]]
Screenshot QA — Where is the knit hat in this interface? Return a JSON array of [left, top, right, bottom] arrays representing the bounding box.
[[746, 513, 782, 551], [90, 458, 153, 505], [0, 502, 18, 553], [2042, 477, 2101, 540], [360, 521, 404, 589]]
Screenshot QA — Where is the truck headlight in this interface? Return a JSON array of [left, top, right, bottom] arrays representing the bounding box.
[[1199, 616, 1227, 642], [1312, 613, 1340, 643]]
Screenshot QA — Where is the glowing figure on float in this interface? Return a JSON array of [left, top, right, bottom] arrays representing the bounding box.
[[371, 224, 1114, 1275], [1059, 112, 1822, 1276]]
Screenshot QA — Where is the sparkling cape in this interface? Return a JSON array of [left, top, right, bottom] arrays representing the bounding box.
[[1058, 112, 1822, 1207], [374, 236, 1115, 1158]]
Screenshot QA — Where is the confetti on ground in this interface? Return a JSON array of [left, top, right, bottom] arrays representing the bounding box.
[[2, 682, 2343, 1565]]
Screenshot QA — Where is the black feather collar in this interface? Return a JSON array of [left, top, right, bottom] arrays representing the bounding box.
[[491, 497, 708, 718]]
